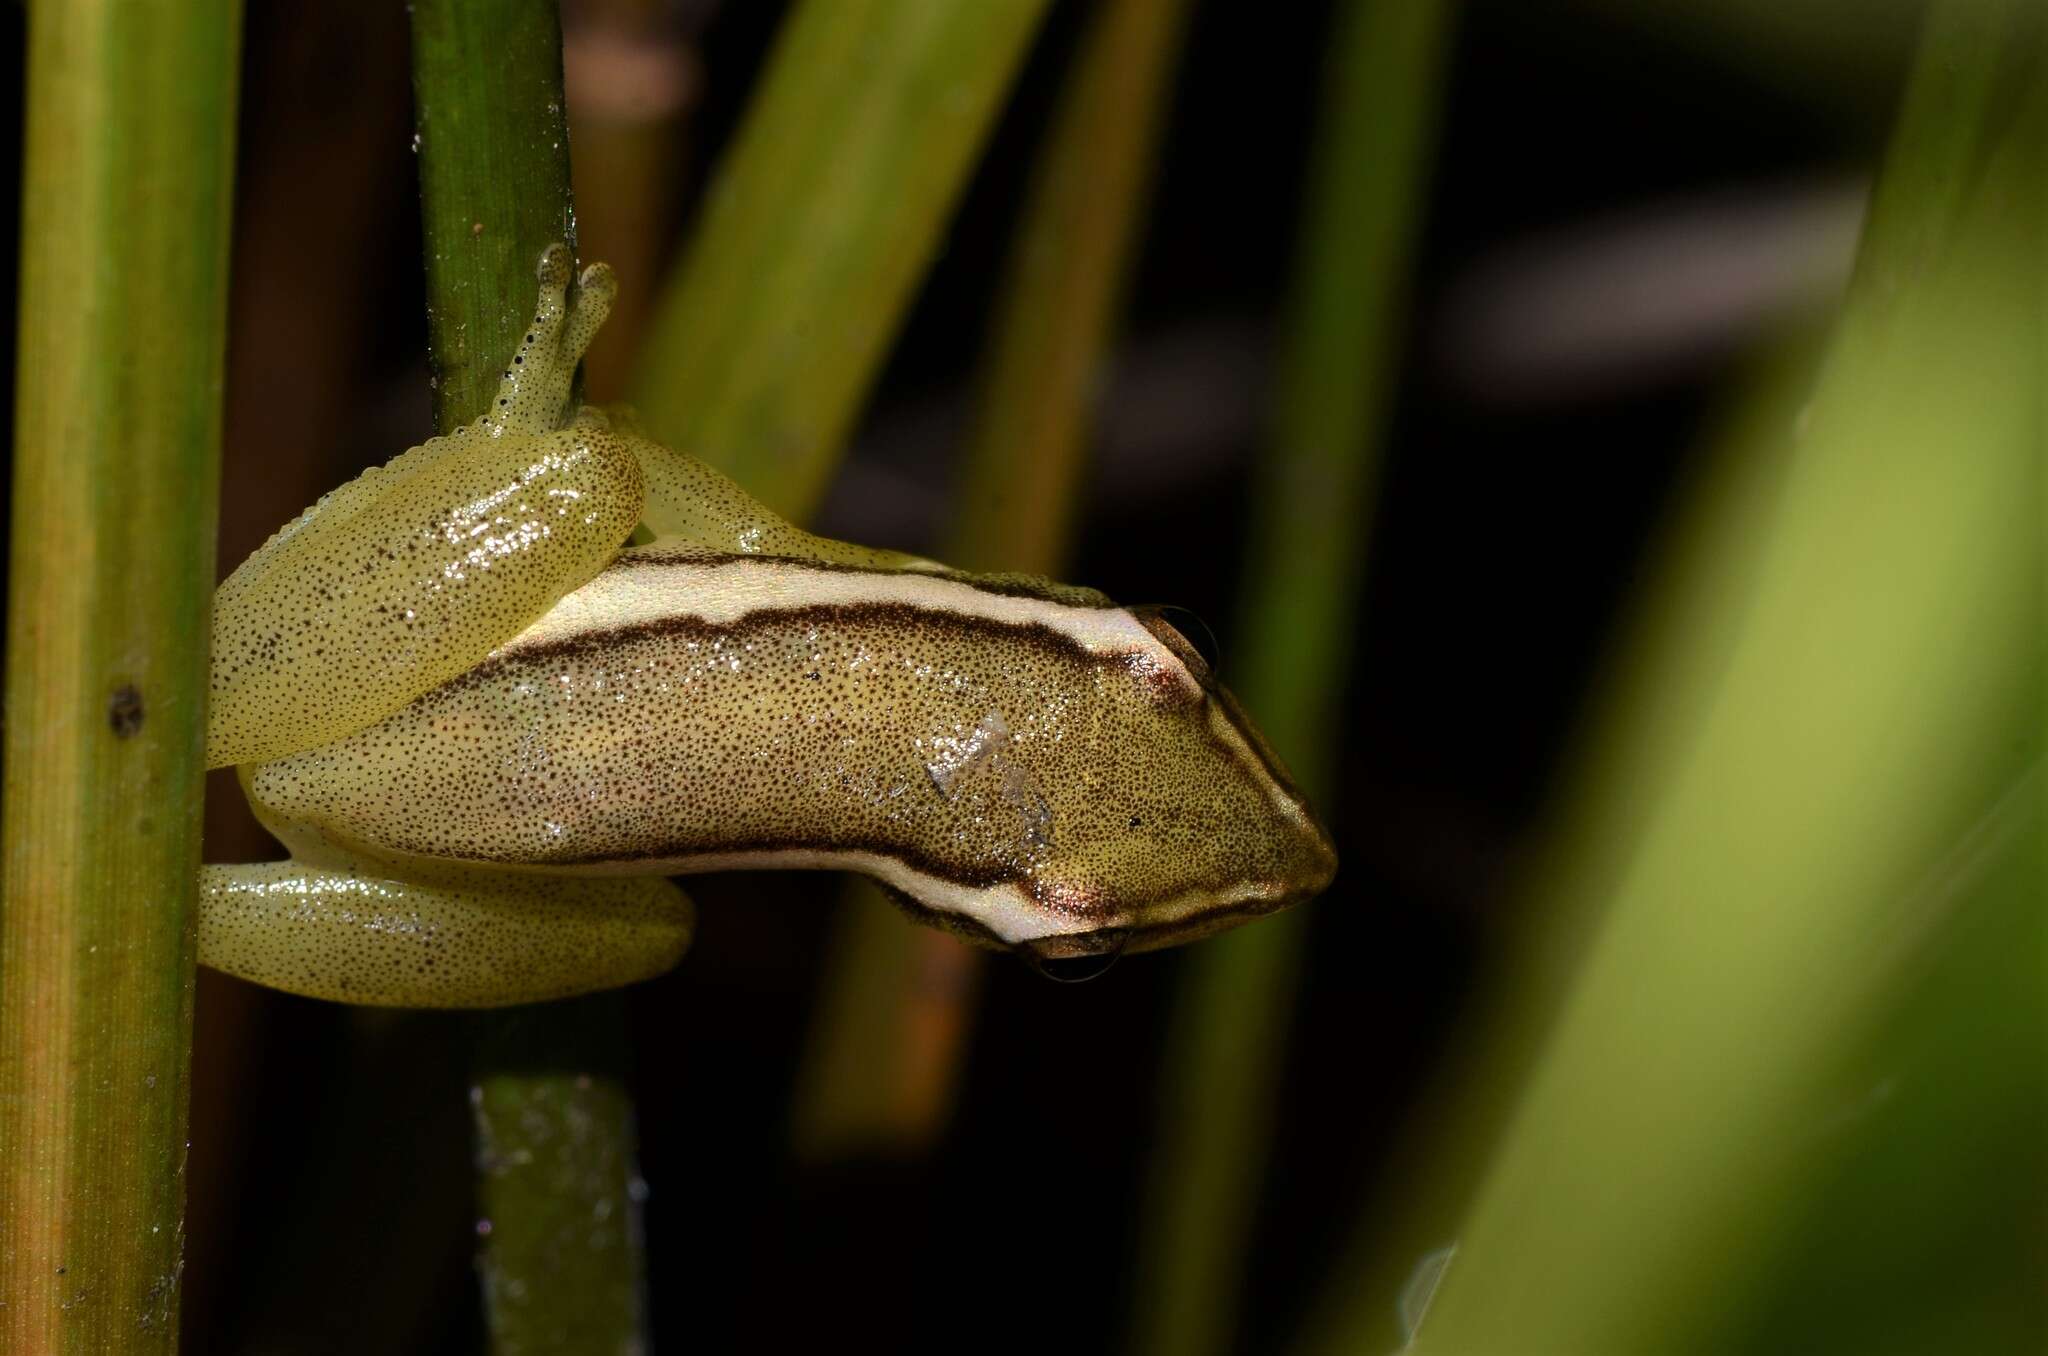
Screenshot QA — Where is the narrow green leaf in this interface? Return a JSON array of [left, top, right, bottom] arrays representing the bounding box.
[[951, 0, 1195, 576], [1403, 3, 2043, 1349], [1129, 1, 1457, 1352], [630, 0, 1053, 517], [791, 0, 1194, 1162]]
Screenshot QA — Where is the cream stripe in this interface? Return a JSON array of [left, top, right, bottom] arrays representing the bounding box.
[[501, 549, 1185, 673], [542, 845, 1300, 946]]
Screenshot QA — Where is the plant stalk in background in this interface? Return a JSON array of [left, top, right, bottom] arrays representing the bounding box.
[[619, 0, 1055, 1158], [791, 0, 1195, 1164], [411, 4, 651, 1351], [630, 0, 1054, 521], [0, 1, 242, 1350], [1128, 0, 1456, 1352]]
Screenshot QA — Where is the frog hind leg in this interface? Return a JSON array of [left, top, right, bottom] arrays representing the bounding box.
[[589, 414, 945, 572], [209, 247, 642, 769], [589, 410, 1120, 605], [198, 860, 692, 1008]]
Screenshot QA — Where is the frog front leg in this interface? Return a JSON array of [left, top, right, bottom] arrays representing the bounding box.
[[208, 245, 644, 768], [201, 245, 689, 1008], [199, 858, 692, 1008]]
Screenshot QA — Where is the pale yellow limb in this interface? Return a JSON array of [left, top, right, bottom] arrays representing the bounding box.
[[484, 244, 618, 438], [199, 860, 692, 1008], [595, 409, 939, 570], [599, 411, 1117, 611], [208, 249, 642, 767]]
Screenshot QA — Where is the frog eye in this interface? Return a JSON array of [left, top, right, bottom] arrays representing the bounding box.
[[1023, 929, 1130, 983], [1130, 605, 1221, 681]]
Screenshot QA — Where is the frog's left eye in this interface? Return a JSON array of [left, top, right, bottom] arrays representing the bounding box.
[[1131, 605, 1221, 681], [1023, 929, 1130, 983]]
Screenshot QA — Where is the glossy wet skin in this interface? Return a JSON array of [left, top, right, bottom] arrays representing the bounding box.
[[243, 550, 1335, 968], [201, 245, 1334, 1007]]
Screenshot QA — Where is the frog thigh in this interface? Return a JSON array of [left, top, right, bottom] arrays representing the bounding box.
[[581, 415, 939, 571], [208, 421, 646, 768], [198, 861, 692, 1008], [590, 418, 1113, 606]]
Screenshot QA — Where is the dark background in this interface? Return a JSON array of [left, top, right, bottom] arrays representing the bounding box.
[[1, 0, 1924, 1350]]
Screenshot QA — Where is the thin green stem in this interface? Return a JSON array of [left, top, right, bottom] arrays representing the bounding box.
[[1128, 2, 1456, 1352], [629, 0, 1053, 517], [791, 0, 1194, 1162], [412, 0, 582, 432], [468, 997, 651, 1356], [410, 5, 649, 1352], [0, 1, 242, 1350]]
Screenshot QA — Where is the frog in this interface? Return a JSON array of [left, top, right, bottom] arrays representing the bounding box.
[[197, 244, 1337, 1006]]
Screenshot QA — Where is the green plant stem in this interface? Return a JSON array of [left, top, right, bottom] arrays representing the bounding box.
[[791, 0, 1194, 1165], [1128, 2, 1455, 1352], [0, 1, 241, 1350], [410, 6, 649, 1352], [629, 0, 1053, 519], [412, 0, 581, 431], [468, 997, 650, 1356], [1400, 3, 2042, 1350]]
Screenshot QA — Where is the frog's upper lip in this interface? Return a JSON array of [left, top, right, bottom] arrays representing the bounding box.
[[1018, 850, 1338, 959], [1119, 875, 1332, 954]]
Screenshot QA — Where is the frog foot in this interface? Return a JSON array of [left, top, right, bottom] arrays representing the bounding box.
[[488, 243, 620, 436]]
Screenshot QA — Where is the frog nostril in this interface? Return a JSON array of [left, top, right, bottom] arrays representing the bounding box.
[[1024, 931, 1129, 983]]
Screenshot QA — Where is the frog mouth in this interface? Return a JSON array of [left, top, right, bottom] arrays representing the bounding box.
[[861, 868, 1321, 975]]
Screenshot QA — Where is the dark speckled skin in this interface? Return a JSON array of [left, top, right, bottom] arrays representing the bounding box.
[[245, 551, 1336, 957], [200, 246, 1333, 1006]]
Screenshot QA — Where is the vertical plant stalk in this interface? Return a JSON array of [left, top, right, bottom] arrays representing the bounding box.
[[412, 0, 581, 431], [0, 1, 242, 1351], [1400, 2, 2042, 1351], [411, 5, 649, 1352], [790, 0, 1194, 1162], [467, 996, 650, 1356], [951, 0, 1195, 575], [629, 0, 1054, 521], [1127, 2, 1455, 1353]]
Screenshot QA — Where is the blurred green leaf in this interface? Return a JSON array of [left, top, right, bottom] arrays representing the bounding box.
[[791, 0, 1195, 1166], [1129, 1, 1457, 1353], [631, 0, 1053, 518], [1403, 3, 2043, 1350]]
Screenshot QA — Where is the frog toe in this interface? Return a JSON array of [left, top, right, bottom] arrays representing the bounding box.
[[536, 240, 574, 294]]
